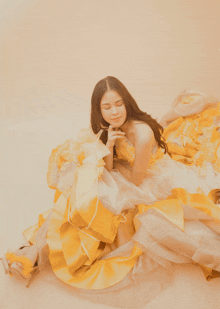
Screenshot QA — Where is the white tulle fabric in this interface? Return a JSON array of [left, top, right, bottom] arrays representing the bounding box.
[[36, 145, 220, 303], [95, 152, 219, 218], [29, 126, 220, 308]]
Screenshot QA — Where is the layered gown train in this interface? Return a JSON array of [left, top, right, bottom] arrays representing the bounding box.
[[4, 91, 220, 306]]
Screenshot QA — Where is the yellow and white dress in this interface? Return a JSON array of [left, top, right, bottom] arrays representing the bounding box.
[[5, 92, 220, 298]]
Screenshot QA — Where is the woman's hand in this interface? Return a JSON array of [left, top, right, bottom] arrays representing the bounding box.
[[103, 125, 125, 172], [106, 125, 125, 149]]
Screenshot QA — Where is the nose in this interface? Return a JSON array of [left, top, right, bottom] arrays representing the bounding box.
[[111, 106, 118, 115]]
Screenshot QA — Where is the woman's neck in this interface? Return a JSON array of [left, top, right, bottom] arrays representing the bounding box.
[[119, 119, 133, 134]]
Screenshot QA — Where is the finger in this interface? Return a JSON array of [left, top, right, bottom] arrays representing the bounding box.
[[112, 131, 125, 136], [111, 129, 125, 134], [110, 135, 125, 140], [115, 136, 125, 139]]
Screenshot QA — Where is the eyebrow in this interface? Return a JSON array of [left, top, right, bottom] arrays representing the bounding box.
[[101, 99, 123, 106]]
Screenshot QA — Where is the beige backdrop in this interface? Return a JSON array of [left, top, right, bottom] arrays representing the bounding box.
[[1, 1, 220, 308]]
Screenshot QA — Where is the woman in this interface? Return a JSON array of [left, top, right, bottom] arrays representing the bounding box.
[[1, 77, 220, 304], [90, 76, 168, 187]]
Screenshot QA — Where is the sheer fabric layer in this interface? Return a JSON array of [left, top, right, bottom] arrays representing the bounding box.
[[6, 93, 220, 296]]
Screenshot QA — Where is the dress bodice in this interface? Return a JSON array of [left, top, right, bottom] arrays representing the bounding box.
[[115, 136, 135, 167], [114, 135, 161, 167]]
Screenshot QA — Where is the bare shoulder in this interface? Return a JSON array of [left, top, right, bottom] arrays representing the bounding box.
[[132, 121, 155, 144]]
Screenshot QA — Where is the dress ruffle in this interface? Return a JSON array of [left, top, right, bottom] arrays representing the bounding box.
[[163, 102, 220, 174], [12, 92, 220, 294]]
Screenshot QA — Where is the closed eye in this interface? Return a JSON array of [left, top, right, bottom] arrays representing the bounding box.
[[101, 104, 110, 110], [102, 100, 123, 110]]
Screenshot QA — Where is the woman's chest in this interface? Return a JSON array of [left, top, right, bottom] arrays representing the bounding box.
[[114, 135, 135, 167], [114, 131, 158, 167]]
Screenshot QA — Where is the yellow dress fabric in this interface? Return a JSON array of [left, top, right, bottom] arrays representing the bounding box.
[[115, 137, 135, 167], [15, 96, 220, 289], [23, 128, 143, 289], [45, 129, 144, 290], [163, 102, 220, 174]]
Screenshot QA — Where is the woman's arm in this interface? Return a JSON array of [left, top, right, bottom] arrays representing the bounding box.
[[103, 144, 114, 171], [103, 125, 125, 172], [114, 124, 155, 186]]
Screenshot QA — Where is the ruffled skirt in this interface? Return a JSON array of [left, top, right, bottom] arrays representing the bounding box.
[[4, 93, 220, 307]]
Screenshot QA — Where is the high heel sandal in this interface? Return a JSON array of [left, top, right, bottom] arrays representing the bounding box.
[[0, 243, 39, 287]]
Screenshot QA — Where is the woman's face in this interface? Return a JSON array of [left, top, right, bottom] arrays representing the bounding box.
[[100, 90, 127, 128]]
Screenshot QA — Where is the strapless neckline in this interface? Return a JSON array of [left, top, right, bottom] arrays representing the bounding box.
[[124, 135, 158, 155]]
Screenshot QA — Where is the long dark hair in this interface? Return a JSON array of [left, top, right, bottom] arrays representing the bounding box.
[[91, 76, 168, 154]]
